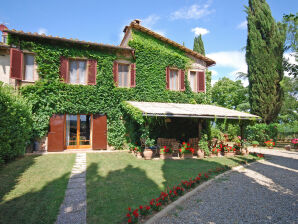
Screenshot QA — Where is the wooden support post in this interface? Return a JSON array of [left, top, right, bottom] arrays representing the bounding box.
[[198, 119, 202, 141], [240, 123, 244, 149]]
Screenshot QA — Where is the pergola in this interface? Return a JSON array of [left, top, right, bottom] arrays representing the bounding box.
[[126, 101, 260, 143]]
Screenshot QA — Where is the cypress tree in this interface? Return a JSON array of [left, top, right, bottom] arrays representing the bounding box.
[[193, 34, 205, 55], [245, 0, 286, 124]]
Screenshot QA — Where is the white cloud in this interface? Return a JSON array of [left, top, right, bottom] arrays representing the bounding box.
[[211, 79, 218, 86], [170, 1, 214, 20], [38, 28, 47, 35], [209, 70, 218, 76], [207, 51, 248, 85], [142, 15, 160, 28], [207, 51, 247, 73], [237, 20, 247, 29], [191, 27, 209, 36]]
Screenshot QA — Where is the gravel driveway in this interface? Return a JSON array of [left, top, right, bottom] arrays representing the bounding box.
[[154, 149, 298, 224]]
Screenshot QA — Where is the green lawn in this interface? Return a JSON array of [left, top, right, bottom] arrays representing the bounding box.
[[0, 154, 75, 224], [86, 152, 259, 224]]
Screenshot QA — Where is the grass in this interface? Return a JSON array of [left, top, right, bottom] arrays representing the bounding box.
[[86, 152, 260, 224], [0, 154, 75, 224]]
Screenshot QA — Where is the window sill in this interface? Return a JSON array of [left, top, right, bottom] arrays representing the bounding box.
[[21, 80, 36, 83]]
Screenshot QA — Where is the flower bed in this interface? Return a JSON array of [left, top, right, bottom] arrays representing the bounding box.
[[179, 142, 194, 159], [125, 166, 232, 223], [160, 146, 173, 159]]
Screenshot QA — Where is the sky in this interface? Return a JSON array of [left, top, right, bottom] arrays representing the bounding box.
[[1, 0, 297, 86]]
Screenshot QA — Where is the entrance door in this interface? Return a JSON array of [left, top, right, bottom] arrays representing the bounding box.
[[66, 114, 92, 149]]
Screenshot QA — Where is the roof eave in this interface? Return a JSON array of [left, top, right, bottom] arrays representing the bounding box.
[[5, 30, 133, 51]]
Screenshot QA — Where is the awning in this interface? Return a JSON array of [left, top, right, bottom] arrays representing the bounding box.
[[126, 101, 260, 120]]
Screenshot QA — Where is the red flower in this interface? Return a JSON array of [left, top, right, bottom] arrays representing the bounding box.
[[139, 205, 143, 210], [128, 207, 131, 212], [126, 213, 131, 217], [128, 218, 132, 223], [146, 206, 151, 210]]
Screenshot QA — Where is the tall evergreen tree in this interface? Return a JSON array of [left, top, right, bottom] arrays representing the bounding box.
[[245, 0, 286, 124], [193, 35, 205, 55]]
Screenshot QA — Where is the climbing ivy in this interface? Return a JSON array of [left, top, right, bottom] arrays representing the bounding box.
[[8, 29, 212, 149]]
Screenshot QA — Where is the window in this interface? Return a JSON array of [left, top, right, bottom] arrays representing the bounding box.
[[69, 59, 87, 84], [169, 69, 179, 91], [118, 64, 130, 87], [2, 34, 7, 44], [189, 71, 197, 92], [24, 54, 35, 81]]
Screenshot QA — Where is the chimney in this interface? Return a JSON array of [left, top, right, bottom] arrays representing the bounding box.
[[133, 19, 141, 25], [0, 24, 8, 44]]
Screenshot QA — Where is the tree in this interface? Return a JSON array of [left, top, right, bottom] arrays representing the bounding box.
[[211, 77, 248, 110], [193, 34, 205, 55], [245, 0, 286, 124], [278, 76, 298, 123], [283, 13, 298, 78]]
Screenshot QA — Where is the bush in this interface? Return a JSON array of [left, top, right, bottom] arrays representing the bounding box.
[[198, 134, 210, 156], [245, 123, 278, 145], [0, 83, 33, 165]]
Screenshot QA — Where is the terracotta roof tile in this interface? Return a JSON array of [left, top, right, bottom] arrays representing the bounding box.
[[4, 29, 133, 51]]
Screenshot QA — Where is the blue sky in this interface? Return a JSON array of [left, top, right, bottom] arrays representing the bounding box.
[[1, 0, 297, 85]]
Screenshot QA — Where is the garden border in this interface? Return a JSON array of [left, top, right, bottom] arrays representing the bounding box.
[[144, 160, 260, 224]]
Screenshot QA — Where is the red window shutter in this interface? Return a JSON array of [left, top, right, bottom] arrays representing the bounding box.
[[48, 114, 65, 152], [180, 70, 185, 91], [87, 59, 97, 85], [130, 63, 136, 87], [198, 71, 205, 92], [10, 48, 23, 80], [113, 61, 118, 86], [166, 67, 170, 89], [60, 57, 69, 83], [92, 114, 107, 150]]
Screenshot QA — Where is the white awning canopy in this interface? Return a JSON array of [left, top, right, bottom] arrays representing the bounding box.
[[126, 101, 260, 120]]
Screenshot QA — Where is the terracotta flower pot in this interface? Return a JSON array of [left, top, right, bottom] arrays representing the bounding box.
[[252, 144, 258, 148], [181, 153, 193, 159], [197, 150, 204, 159], [143, 149, 153, 160], [267, 146, 273, 149], [160, 153, 172, 160], [224, 152, 235, 157], [210, 153, 217, 157]]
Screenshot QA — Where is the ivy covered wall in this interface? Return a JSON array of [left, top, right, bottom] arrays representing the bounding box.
[[8, 29, 212, 149]]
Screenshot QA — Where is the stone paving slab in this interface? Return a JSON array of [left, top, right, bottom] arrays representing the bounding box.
[[56, 153, 87, 224]]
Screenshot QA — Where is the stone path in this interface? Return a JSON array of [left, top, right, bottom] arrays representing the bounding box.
[[153, 149, 298, 224], [56, 153, 87, 224]]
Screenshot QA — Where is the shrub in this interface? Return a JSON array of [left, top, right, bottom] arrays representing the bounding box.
[[198, 134, 210, 156], [0, 83, 33, 165], [245, 123, 278, 145]]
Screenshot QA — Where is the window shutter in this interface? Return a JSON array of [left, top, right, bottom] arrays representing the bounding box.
[[48, 114, 65, 152], [60, 57, 69, 83], [180, 70, 185, 91], [87, 59, 97, 85], [113, 61, 118, 86], [10, 48, 23, 80], [130, 63, 136, 87], [166, 66, 170, 89], [198, 71, 205, 92]]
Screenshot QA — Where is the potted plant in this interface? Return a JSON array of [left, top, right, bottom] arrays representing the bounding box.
[[133, 146, 142, 158], [179, 142, 194, 159], [223, 145, 235, 156], [198, 134, 209, 158], [143, 138, 155, 160], [291, 138, 298, 150], [211, 148, 221, 157], [252, 140, 259, 148], [160, 146, 173, 159], [264, 139, 275, 149], [241, 139, 249, 155]]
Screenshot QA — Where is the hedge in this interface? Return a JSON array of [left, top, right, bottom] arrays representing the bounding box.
[[0, 83, 33, 165]]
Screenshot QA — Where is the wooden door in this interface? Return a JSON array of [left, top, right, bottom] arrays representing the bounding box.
[[48, 114, 65, 152], [92, 114, 107, 150]]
